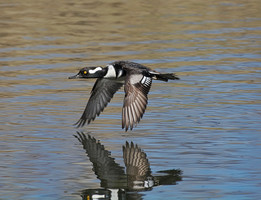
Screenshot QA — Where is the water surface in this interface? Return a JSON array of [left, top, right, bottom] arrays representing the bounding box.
[[1, 0, 261, 199]]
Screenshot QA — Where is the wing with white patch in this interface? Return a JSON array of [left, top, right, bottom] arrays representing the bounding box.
[[122, 74, 152, 131], [75, 78, 123, 127]]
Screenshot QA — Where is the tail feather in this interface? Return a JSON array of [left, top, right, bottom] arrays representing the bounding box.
[[155, 73, 179, 82]]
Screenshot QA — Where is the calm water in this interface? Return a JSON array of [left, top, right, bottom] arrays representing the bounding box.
[[1, 0, 261, 199]]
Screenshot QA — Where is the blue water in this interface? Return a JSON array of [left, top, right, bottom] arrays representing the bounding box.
[[1, 0, 261, 199]]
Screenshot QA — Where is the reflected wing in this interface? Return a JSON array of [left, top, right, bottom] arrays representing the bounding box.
[[123, 141, 151, 177], [75, 132, 126, 188], [75, 79, 123, 127], [122, 74, 152, 131]]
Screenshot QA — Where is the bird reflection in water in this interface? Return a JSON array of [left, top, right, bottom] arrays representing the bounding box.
[[74, 132, 182, 200]]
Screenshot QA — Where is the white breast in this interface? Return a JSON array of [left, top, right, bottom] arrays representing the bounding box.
[[104, 65, 116, 78]]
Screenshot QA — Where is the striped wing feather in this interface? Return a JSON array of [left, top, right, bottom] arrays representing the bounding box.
[[123, 141, 150, 177], [122, 75, 152, 131]]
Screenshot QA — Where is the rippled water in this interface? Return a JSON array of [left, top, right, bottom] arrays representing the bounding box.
[[1, 0, 261, 199]]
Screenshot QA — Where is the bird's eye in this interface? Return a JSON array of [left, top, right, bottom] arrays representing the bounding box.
[[83, 71, 87, 74]]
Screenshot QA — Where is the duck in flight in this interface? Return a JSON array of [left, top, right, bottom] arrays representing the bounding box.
[[69, 61, 179, 131]]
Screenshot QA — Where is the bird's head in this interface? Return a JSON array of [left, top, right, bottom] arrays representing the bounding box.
[[68, 66, 105, 79]]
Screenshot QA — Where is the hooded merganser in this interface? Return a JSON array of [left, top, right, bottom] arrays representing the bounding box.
[[69, 61, 179, 131]]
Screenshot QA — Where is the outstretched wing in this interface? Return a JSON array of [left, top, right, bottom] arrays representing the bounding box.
[[75, 132, 126, 188], [122, 74, 152, 131], [123, 141, 151, 177], [75, 78, 123, 127]]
